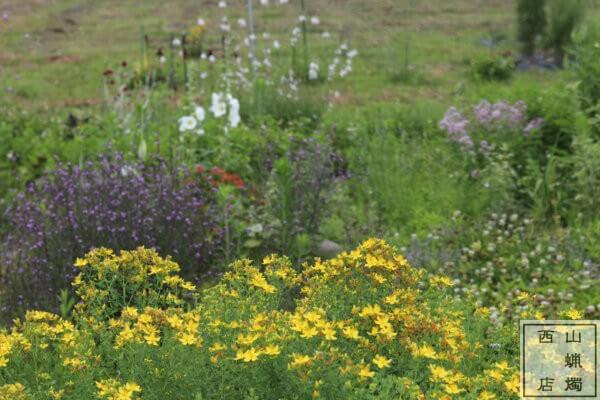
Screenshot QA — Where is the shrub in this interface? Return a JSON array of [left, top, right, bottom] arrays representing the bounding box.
[[470, 53, 515, 81], [72, 247, 198, 325], [438, 100, 547, 209], [0, 239, 528, 399], [546, 0, 585, 67], [0, 155, 222, 318], [516, 0, 546, 57], [572, 24, 600, 128], [257, 136, 339, 257], [185, 23, 206, 58]]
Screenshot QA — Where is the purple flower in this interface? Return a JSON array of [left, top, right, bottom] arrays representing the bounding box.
[[523, 117, 545, 134], [0, 154, 223, 317]]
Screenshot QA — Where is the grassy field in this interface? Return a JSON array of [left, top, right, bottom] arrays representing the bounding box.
[[2, 0, 593, 111]]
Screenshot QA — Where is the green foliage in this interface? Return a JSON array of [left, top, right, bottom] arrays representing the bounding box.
[[240, 79, 325, 130], [568, 131, 600, 218], [185, 24, 206, 58], [546, 0, 585, 67], [470, 53, 515, 81], [572, 23, 600, 128], [516, 0, 546, 57], [348, 131, 491, 238], [407, 212, 599, 323]]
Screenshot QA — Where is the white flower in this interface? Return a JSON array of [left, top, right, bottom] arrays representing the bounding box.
[[218, 1, 226, 8], [310, 16, 320, 25], [238, 18, 247, 28], [210, 93, 227, 117], [208, 54, 216, 63], [200, 72, 208, 79], [321, 31, 331, 38], [260, 0, 269, 4], [247, 223, 263, 234], [178, 116, 197, 132], [159, 56, 166, 64], [196, 128, 205, 136], [228, 96, 241, 127], [347, 49, 358, 58], [172, 37, 181, 46], [273, 40, 280, 49], [279, 0, 288, 3], [308, 61, 319, 80], [220, 17, 230, 32], [197, 18, 205, 26], [298, 15, 306, 23], [195, 106, 206, 122]]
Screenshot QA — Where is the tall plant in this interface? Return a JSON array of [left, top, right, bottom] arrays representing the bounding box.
[[546, 0, 585, 67], [516, 0, 546, 57]]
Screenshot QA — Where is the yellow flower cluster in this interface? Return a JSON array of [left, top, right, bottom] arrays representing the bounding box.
[[111, 307, 201, 348], [96, 379, 141, 400], [72, 247, 197, 323], [0, 382, 28, 400], [0, 239, 534, 398]]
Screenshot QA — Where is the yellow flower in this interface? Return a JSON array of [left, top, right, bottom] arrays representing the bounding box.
[[180, 281, 196, 291], [209, 342, 226, 352], [342, 326, 360, 340], [262, 254, 277, 265], [249, 273, 277, 294], [74, 258, 88, 268], [504, 374, 520, 394], [117, 383, 142, 400], [144, 333, 160, 346], [429, 275, 454, 287], [177, 332, 197, 346], [478, 391, 496, 400], [372, 355, 391, 369], [0, 382, 28, 400], [384, 293, 399, 305], [49, 389, 65, 399], [563, 308, 583, 320], [443, 383, 464, 395], [300, 326, 319, 339], [413, 344, 437, 359], [358, 364, 375, 379], [288, 354, 312, 369], [235, 347, 261, 362], [262, 344, 281, 356], [322, 327, 337, 341], [429, 365, 450, 381], [96, 379, 141, 400], [516, 292, 530, 301], [236, 333, 260, 346], [494, 361, 509, 371], [488, 369, 503, 381]]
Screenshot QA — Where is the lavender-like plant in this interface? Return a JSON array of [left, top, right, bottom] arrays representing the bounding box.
[[0, 154, 222, 317]]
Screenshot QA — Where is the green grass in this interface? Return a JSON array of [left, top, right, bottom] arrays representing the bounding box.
[[1, 0, 598, 112]]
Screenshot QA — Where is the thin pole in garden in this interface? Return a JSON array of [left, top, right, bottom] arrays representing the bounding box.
[[300, 0, 309, 79], [247, 0, 257, 67]]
